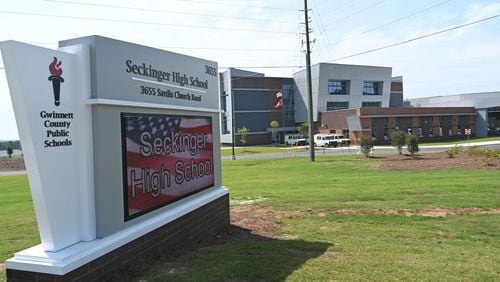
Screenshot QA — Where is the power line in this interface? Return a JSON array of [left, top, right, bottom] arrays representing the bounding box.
[[161, 47, 296, 52], [0, 10, 296, 34], [325, 0, 390, 27], [43, 0, 297, 24], [0, 40, 297, 53], [329, 13, 500, 62], [224, 13, 500, 69], [220, 65, 304, 69], [333, 0, 454, 45], [322, 0, 356, 17], [311, 0, 335, 61], [176, 0, 299, 11]]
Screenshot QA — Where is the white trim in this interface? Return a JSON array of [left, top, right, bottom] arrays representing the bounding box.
[[6, 186, 229, 275], [86, 98, 222, 113]]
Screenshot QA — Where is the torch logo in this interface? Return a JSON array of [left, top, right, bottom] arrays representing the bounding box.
[[48, 57, 64, 106]]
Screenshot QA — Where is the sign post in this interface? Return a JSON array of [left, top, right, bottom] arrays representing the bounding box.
[[465, 128, 471, 144]]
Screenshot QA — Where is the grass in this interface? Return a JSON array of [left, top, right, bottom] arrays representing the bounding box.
[[0, 175, 39, 263], [1, 155, 499, 280], [135, 155, 499, 281], [225, 156, 499, 210], [220, 145, 305, 157]]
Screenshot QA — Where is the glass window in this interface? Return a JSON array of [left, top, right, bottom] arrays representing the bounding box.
[[363, 82, 382, 95], [222, 116, 229, 134], [283, 83, 295, 128], [221, 91, 227, 112], [361, 101, 382, 108], [487, 107, 500, 136], [328, 80, 349, 95], [326, 101, 349, 111]]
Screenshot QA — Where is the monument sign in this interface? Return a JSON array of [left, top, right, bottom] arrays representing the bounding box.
[[1, 36, 228, 279]]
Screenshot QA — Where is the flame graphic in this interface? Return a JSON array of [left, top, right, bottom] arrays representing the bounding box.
[[49, 57, 63, 76]]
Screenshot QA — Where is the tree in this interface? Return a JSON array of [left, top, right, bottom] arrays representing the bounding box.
[[237, 126, 250, 150], [390, 131, 406, 155], [7, 146, 13, 158], [360, 136, 374, 157], [406, 134, 419, 157], [297, 122, 309, 138], [270, 120, 280, 145]]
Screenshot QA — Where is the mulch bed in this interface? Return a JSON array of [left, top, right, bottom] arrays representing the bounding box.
[[378, 152, 499, 171]]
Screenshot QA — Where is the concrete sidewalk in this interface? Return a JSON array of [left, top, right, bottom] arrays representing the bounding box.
[[0, 170, 27, 176]]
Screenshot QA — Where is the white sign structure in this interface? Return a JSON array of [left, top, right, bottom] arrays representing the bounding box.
[[1, 37, 227, 276], [1, 41, 95, 252]]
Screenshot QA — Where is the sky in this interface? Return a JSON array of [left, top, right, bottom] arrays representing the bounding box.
[[1, 0, 499, 140]]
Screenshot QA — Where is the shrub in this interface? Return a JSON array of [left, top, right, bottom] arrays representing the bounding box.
[[406, 134, 419, 157], [446, 145, 461, 158], [390, 131, 406, 155], [482, 149, 496, 166], [466, 145, 482, 156], [360, 136, 374, 157], [446, 149, 456, 158], [237, 126, 249, 149]]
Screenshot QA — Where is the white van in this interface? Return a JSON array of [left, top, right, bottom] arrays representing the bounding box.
[[284, 134, 307, 146], [314, 134, 338, 147]]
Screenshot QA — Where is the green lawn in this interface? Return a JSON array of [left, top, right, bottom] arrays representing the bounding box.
[[1, 156, 499, 281], [0, 175, 39, 262], [220, 145, 304, 157], [137, 156, 499, 281]]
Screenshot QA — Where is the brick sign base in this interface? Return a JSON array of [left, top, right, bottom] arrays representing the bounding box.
[[6, 194, 229, 282]]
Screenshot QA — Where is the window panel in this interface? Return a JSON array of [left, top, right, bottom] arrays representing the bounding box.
[[363, 82, 382, 95], [361, 101, 382, 108], [326, 101, 349, 111], [328, 80, 349, 95]]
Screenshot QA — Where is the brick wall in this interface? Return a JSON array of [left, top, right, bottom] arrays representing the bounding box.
[[7, 194, 229, 282]]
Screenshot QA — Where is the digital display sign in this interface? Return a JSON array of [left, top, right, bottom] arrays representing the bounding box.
[[121, 113, 214, 220]]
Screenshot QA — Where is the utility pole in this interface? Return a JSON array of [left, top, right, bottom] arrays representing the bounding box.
[[231, 90, 236, 160], [304, 0, 315, 162]]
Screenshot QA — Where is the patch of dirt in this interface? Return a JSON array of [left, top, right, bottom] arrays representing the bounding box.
[[378, 152, 499, 171], [334, 207, 500, 217], [230, 206, 305, 239], [0, 156, 26, 171]]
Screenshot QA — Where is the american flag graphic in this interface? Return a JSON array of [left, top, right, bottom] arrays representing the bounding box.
[[122, 113, 214, 220]]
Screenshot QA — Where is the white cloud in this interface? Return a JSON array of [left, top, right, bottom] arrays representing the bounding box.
[[466, 2, 500, 21]]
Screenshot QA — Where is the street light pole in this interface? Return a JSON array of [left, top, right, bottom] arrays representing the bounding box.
[[304, 0, 315, 162]]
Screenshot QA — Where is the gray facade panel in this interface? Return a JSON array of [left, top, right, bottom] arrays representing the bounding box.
[[233, 90, 269, 111], [235, 112, 269, 132], [477, 109, 488, 137], [390, 92, 403, 107]]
